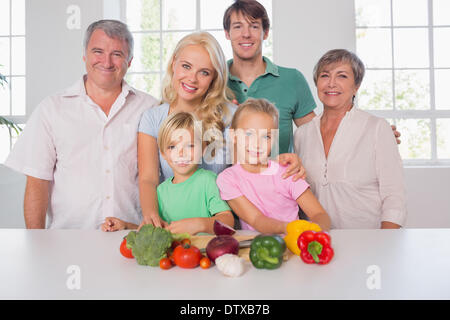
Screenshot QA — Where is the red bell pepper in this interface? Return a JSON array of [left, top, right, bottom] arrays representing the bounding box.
[[297, 230, 334, 264]]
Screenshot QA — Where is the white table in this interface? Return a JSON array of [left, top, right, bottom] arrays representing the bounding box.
[[1, 228, 450, 300]]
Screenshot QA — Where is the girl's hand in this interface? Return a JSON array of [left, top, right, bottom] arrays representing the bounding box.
[[102, 217, 126, 232], [276, 153, 306, 181], [166, 218, 204, 235]]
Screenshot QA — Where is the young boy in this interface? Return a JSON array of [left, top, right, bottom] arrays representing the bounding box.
[[102, 112, 234, 234]]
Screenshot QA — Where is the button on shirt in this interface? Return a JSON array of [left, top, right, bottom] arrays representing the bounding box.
[[4, 76, 159, 229], [227, 56, 316, 154], [294, 107, 407, 229]]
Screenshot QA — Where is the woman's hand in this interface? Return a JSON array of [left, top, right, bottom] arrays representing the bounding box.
[[391, 124, 401, 145], [276, 153, 306, 181]]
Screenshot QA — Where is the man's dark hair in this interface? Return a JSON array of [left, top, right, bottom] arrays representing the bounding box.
[[223, 0, 270, 32]]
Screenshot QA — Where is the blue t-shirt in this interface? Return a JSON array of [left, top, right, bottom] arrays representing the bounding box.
[[138, 102, 237, 183]]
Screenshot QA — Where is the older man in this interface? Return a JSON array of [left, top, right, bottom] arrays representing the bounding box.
[[5, 20, 158, 229]]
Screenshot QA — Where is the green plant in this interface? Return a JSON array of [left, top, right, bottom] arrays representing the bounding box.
[[0, 71, 22, 135]]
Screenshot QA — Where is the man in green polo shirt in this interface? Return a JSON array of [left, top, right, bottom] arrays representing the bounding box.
[[223, 0, 317, 154], [223, 0, 400, 153]]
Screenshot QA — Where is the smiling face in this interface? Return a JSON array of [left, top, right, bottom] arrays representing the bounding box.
[[83, 29, 131, 91], [233, 110, 277, 166], [316, 62, 359, 112], [171, 44, 216, 107], [225, 11, 269, 62], [161, 128, 203, 181]]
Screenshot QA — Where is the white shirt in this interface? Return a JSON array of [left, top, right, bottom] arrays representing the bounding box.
[[5, 76, 159, 229], [294, 107, 407, 229]]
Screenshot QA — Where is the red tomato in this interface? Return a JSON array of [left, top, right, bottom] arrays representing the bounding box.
[[172, 244, 202, 268], [199, 256, 211, 269], [120, 238, 134, 259], [159, 258, 173, 270]]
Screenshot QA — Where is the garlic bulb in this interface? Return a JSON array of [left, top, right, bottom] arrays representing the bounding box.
[[215, 254, 245, 277]]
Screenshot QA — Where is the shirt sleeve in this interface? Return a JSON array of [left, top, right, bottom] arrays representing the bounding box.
[[4, 99, 56, 180], [277, 163, 310, 200], [375, 119, 408, 226], [293, 70, 317, 119], [205, 172, 231, 215], [216, 168, 243, 201], [138, 106, 161, 138]]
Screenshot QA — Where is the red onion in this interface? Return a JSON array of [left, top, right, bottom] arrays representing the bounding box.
[[205, 235, 239, 262], [213, 220, 236, 236]]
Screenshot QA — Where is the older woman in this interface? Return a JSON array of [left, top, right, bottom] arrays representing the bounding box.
[[294, 49, 407, 229]]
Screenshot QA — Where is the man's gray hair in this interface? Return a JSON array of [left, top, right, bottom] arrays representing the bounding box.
[[313, 49, 365, 88], [83, 19, 134, 62]]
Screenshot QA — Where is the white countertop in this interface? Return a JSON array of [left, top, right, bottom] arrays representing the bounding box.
[[1, 228, 450, 300]]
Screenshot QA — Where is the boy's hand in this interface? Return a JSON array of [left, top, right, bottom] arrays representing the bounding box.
[[166, 218, 203, 235], [276, 153, 306, 181], [101, 217, 126, 232], [138, 214, 168, 231]]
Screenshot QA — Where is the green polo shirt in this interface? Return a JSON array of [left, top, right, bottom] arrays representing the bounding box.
[[227, 56, 316, 154], [157, 168, 231, 224]]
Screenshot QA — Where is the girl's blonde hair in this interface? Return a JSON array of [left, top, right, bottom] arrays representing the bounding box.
[[157, 112, 203, 153], [161, 31, 233, 136], [230, 98, 279, 129]]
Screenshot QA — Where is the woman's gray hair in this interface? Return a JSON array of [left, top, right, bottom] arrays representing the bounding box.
[[313, 49, 365, 88], [83, 20, 134, 62]]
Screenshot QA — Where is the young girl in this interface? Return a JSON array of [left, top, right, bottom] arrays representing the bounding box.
[[103, 112, 234, 234], [216, 98, 331, 234]]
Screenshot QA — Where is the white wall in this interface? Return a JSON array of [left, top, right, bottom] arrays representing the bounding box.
[[1, 0, 449, 228]]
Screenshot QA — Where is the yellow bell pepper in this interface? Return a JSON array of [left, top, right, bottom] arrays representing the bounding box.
[[284, 220, 321, 255]]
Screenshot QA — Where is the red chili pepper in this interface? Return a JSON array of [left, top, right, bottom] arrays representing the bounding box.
[[297, 230, 334, 265]]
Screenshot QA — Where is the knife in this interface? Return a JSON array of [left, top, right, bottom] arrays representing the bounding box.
[[199, 239, 253, 253]]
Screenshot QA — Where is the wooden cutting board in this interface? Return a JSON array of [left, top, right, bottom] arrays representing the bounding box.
[[190, 234, 293, 261]]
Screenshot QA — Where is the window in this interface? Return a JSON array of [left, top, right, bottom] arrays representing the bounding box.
[[124, 0, 273, 100], [355, 0, 450, 165], [0, 0, 25, 163]]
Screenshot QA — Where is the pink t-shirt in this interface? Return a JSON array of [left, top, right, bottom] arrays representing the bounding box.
[[216, 160, 310, 231]]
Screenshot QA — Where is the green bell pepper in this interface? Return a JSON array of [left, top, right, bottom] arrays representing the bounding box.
[[249, 234, 286, 269]]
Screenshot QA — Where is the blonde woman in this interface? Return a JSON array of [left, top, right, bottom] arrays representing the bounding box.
[[138, 32, 304, 228]]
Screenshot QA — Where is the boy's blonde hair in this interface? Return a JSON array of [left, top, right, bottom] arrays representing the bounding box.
[[157, 112, 203, 152], [161, 32, 233, 136], [230, 98, 279, 129]]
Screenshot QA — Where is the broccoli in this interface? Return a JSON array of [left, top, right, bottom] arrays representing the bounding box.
[[125, 224, 189, 267]]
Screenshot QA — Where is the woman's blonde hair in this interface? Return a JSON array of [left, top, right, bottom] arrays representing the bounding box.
[[161, 31, 233, 136], [230, 98, 279, 129], [157, 112, 203, 153]]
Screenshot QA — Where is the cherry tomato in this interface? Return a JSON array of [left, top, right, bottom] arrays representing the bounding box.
[[181, 238, 191, 246], [120, 237, 134, 259], [159, 258, 173, 270], [199, 256, 211, 269], [172, 244, 202, 268]]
